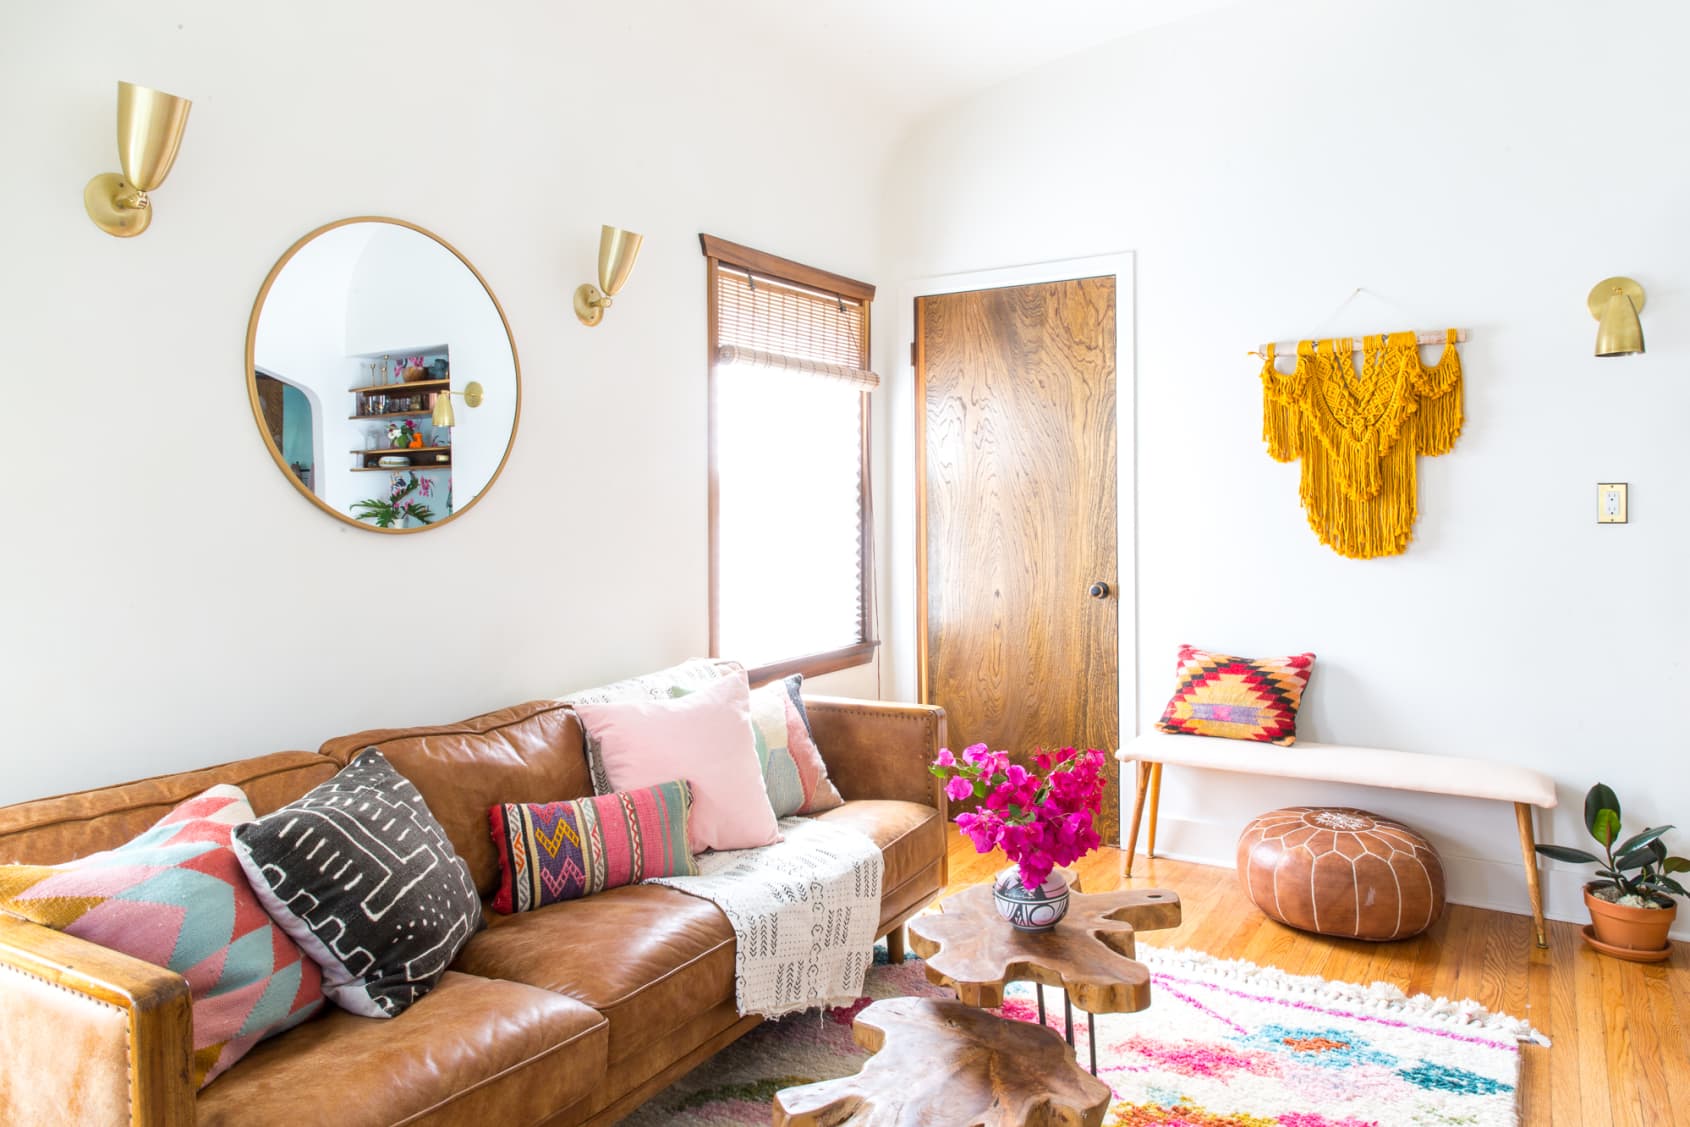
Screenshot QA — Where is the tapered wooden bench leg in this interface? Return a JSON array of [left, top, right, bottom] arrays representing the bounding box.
[[1514, 802, 1548, 949], [1145, 763, 1164, 860], [885, 925, 906, 964], [1124, 761, 1152, 876]]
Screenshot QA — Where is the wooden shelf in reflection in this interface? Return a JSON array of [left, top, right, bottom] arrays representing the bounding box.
[[348, 410, 440, 420], [351, 463, 451, 472], [347, 377, 450, 394], [350, 445, 451, 455]]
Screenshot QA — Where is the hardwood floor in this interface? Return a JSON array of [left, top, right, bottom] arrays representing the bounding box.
[[940, 832, 1690, 1126]]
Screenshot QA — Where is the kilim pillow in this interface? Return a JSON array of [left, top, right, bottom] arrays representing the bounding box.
[[673, 674, 844, 817], [487, 779, 697, 914], [0, 785, 324, 1088], [232, 749, 482, 1018], [1155, 644, 1316, 745]]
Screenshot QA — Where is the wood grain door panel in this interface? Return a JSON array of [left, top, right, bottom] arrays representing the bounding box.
[[917, 276, 1120, 842]]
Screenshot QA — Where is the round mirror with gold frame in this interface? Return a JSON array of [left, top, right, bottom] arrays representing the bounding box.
[[245, 216, 521, 533]]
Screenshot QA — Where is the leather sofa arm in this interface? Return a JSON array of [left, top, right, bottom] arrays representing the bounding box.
[[0, 914, 194, 1126], [803, 697, 948, 812]]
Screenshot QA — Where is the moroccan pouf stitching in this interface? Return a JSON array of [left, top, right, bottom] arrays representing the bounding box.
[[1236, 806, 1446, 940]]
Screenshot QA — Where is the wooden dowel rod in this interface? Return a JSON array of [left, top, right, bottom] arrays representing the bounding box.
[[1251, 328, 1468, 358]]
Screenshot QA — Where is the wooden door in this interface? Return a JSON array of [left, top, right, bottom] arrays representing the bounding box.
[[917, 277, 1120, 842]]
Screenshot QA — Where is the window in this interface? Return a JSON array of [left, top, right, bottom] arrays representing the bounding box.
[[702, 234, 878, 680]]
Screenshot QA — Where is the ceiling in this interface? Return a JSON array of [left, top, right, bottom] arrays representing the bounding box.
[[710, 0, 1239, 122]]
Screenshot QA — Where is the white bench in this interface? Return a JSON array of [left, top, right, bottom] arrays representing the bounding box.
[[1116, 731, 1560, 947]]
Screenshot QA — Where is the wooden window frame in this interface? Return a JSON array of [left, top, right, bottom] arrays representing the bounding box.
[[701, 233, 879, 684]]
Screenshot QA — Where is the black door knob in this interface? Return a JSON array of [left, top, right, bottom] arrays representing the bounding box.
[[1089, 581, 1110, 599]]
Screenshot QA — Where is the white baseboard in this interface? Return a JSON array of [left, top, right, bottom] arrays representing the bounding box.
[[1133, 814, 1690, 943]]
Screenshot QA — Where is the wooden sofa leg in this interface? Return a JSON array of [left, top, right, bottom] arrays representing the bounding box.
[[1514, 802, 1548, 949], [1145, 763, 1164, 860], [885, 925, 906, 964], [1124, 762, 1152, 876]]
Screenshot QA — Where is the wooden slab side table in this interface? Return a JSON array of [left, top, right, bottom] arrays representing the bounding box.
[[907, 880, 1181, 1075], [772, 996, 1112, 1127]]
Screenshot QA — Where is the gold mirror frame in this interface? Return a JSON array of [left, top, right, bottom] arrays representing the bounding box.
[[244, 216, 522, 534]]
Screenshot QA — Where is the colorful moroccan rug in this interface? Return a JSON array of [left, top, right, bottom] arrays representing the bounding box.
[[622, 942, 1546, 1127]]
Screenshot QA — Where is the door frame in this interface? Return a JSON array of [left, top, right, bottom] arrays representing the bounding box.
[[891, 252, 1138, 756]]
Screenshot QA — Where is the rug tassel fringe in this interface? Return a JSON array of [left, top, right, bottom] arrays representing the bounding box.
[[1139, 943, 1550, 1047]]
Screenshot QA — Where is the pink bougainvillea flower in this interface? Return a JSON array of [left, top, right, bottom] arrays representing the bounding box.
[[945, 775, 974, 803], [934, 748, 956, 768]]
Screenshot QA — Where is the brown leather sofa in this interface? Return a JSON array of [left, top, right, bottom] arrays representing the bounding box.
[[0, 693, 948, 1126]]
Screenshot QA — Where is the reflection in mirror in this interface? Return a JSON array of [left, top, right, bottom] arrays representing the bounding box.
[[247, 218, 519, 532]]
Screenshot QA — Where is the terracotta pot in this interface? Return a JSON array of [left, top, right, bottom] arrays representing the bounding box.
[[1584, 882, 1676, 952]]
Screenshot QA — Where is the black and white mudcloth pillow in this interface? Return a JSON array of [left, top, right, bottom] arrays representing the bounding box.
[[232, 749, 482, 1018]]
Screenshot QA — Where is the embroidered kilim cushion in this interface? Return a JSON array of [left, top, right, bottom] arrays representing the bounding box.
[[673, 674, 844, 817], [487, 780, 697, 914], [1156, 645, 1315, 745], [0, 785, 324, 1088], [232, 749, 483, 1019]]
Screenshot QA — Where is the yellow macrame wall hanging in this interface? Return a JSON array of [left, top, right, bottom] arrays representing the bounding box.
[[1260, 330, 1463, 559]]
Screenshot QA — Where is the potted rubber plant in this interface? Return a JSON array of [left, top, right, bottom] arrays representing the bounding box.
[[1535, 782, 1687, 956]]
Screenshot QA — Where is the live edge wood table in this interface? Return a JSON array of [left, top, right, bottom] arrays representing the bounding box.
[[907, 880, 1182, 1077], [772, 996, 1113, 1127]]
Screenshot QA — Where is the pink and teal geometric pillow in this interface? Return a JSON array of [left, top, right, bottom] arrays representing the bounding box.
[[0, 784, 324, 1088], [1156, 644, 1316, 745], [487, 779, 697, 914]]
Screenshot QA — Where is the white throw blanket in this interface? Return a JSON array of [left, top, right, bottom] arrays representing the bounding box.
[[646, 816, 883, 1018]]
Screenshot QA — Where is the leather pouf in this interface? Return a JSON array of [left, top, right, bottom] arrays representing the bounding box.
[[1236, 807, 1445, 941]]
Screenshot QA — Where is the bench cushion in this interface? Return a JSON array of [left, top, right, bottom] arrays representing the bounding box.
[[1120, 732, 1557, 808]]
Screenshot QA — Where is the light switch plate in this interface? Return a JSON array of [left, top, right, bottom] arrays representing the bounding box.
[[1598, 483, 1628, 524]]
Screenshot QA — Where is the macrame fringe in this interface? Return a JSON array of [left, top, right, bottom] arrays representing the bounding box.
[[1260, 331, 1463, 559], [1137, 943, 1550, 1047]]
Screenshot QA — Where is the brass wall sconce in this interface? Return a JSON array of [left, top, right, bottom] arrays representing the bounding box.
[[431, 382, 484, 428], [84, 81, 193, 238], [1588, 276, 1646, 357], [573, 225, 645, 326]]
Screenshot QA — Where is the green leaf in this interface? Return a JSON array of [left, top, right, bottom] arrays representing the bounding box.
[[1662, 856, 1690, 874], [1612, 825, 1673, 857], [1585, 783, 1621, 845], [1535, 844, 1602, 865], [1614, 846, 1656, 871]]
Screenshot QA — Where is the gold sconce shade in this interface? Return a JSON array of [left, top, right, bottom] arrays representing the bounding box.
[[84, 81, 193, 238], [1588, 276, 1646, 357], [574, 225, 645, 326], [431, 381, 485, 428]]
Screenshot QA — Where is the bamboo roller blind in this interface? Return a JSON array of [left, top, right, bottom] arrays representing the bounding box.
[[713, 266, 879, 389]]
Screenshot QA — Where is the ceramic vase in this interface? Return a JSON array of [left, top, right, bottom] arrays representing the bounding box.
[[991, 866, 1070, 932]]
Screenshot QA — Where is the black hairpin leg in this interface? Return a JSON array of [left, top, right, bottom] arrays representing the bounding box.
[[1041, 985, 1097, 1077]]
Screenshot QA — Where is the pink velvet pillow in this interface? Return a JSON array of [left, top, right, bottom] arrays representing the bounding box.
[[572, 673, 781, 853]]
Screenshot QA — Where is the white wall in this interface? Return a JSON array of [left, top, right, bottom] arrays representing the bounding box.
[[881, 0, 1690, 937], [0, 0, 891, 805]]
